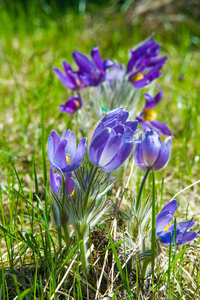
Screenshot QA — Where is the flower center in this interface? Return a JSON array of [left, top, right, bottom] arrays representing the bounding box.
[[162, 224, 170, 231], [70, 188, 75, 196], [74, 100, 80, 108], [66, 153, 72, 165], [143, 108, 157, 121], [131, 73, 144, 82]]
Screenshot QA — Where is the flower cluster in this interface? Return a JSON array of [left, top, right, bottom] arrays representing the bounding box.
[[53, 36, 171, 137], [48, 105, 197, 279], [48, 108, 138, 234]]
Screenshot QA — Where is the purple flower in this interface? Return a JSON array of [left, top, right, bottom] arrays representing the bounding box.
[[48, 130, 87, 173], [156, 200, 197, 246], [59, 94, 83, 114], [53, 61, 85, 90], [73, 46, 115, 87], [50, 166, 75, 195], [136, 87, 173, 136], [127, 36, 167, 88], [89, 108, 138, 172], [134, 130, 172, 172]]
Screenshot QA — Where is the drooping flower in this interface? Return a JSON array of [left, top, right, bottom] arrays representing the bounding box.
[[73, 46, 115, 87], [48, 130, 87, 173], [127, 36, 167, 88], [53, 61, 85, 90], [136, 87, 172, 136], [89, 108, 138, 172], [59, 94, 83, 114], [134, 130, 172, 172], [156, 199, 197, 246], [49, 166, 75, 195]]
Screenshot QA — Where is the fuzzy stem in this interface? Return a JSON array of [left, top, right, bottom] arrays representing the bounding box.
[[62, 224, 70, 249], [136, 168, 150, 212], [151, 169, 156, 292], [79, 234, 89, 279], [83, 164, 98, 214]]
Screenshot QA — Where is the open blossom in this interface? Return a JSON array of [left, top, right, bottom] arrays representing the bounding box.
[[134, 130, 172, 172], [136, 87, 172, 136], [156, 200, 197, 246], [89, 108, 138, 172], [48, 130, 87, 173], [127, 36, 167, 88], [73, 46, 115, 87], [50, 166, 75, 195], [59, 94, 83, 114]]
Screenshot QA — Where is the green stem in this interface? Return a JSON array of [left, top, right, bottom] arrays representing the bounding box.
[[151, 168, 156, 292], [79, 234, 89, 279], [83, 164, 98, 214], [62, 224, 70, 249], [136, 168, 150, 212]]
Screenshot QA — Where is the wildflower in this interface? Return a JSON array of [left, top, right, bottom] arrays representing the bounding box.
[[49, 166, 75, 195], [136, 87, 172, 135], [89, 108, 138, 172], [127, 36, 167, 88], [156, 199, 197, 246], [53, 61, 85, 90], [134, 130, 171, 172], [59, 94, 82, 114], [48, 130, 87, 173], [73, 46, 115, 87]]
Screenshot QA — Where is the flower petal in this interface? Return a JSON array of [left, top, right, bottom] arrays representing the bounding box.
[[89, 128, 111, 166], [134, 134, 147, 170], [144, 86, 163, 109], [142, 131, 162, 167], [49, 166, 59, 194], [53, 139, 68, 171], [156, 210, 174, 234], [148, 120, 173, 136], [178, 231, 197, 245], [153, 136, 172, 171], [91, 47, 104, 70], [67, 137, 87, 172], [73, 51, 94, 73], [61, 130, 77, 158], [102, 139, 134, 172], [53, 68, 77, 90], [159, 199, 178, 216], [99, 132, 123, 166]]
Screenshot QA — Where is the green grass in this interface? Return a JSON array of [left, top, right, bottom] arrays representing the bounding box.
[[0, 1, 200, 299]]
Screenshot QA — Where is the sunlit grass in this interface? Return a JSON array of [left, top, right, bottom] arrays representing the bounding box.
[[0, 1, 200, 299]]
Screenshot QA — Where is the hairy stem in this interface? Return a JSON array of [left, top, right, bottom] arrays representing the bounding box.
[[136, 168, 150, 212]]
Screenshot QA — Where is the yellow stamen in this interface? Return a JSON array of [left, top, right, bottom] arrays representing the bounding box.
[[70, 188, 75, 196], [74, 100, 80, 108], [66, 153, 72, 165], [131, 73, 144, 82], [162, 224, 170, 231], [143, 108, 157, 121]]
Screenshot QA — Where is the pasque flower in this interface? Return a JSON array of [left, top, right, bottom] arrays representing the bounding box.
[[73, 46, 115, 87], [136, 87, 172, 136], [59, 94, 83, 114], [134, 130, 172, 171], [48, 130, 87, 173], [156, 200, 197, 246], [53, 61, 85, 90], [89, 108, 138, 172], [49, 166, 75, 195], [127, 36, 167, 88]]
